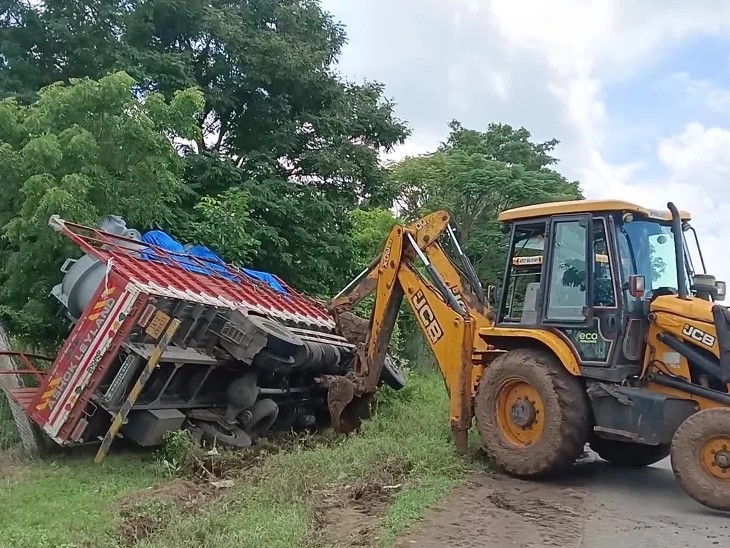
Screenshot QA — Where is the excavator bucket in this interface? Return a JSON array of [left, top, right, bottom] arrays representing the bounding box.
[[327, 375, 372, 434], [325, 310, 384, 434]]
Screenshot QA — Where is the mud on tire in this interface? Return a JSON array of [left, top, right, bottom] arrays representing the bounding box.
[[474, 348, 591, 478], [670, 407, 730, 512]]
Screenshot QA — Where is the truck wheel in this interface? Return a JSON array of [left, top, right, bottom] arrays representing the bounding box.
[[590, 437, 669, 467], [381, 355, 405, 391], [670, 407, 730, 511], [247, 315, 304, 359], [198, 421, 252, 449], [474, 348, 591, 478], [243, 399, 279, 441]]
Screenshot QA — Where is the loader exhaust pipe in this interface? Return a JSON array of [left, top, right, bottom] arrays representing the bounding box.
[[667, 202, 688, 300]]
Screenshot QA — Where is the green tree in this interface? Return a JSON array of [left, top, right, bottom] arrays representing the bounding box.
[[179, 153, 357, 297], [444, 120, 560, 170], [1, 0, 409, 298], [348, 207, 399, 271], [1, 0, 409, 204], [0, 71, 204, 345], [175, 187, 261, 265], [390, 121, 583, 284]]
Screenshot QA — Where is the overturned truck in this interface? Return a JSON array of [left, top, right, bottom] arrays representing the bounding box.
[[1, 215, 402, 462]]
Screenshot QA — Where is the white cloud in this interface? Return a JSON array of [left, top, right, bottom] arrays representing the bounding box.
[[322, 0, 730, 280], [590, 123, 730, 281], [484, 1, 730, 193], [658, 123, 730, 189], [664, 72, 730, 113]]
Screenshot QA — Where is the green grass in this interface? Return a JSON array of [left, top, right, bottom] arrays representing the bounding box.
[[1, 392, 21, 448], [0, 372, 478, 547], [0, 453, 161, 547]]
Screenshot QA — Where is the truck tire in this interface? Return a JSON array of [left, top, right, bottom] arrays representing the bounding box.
[[243, 398, 279, 441], [381, 355, 405, 391], [670, 407, 730, 511], [474, 348, 591, 478], [246, 315, 304, 359], [197, 421, 252, 449], [590, 437, 669, 468]]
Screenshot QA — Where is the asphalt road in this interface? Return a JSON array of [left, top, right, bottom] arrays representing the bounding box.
[[578, 456, 729, 547], [400, 454, 730, 548]]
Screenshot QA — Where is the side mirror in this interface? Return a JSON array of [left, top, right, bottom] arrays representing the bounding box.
[[716, 280, 726, 302], [629, 275, 645, 299]]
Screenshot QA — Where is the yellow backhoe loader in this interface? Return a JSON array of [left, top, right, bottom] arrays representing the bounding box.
[[326, 199, 730, 512]]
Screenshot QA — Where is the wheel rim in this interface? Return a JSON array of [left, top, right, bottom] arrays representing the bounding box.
[[700, 436, 730, 481], [495, 377, 545, 447]]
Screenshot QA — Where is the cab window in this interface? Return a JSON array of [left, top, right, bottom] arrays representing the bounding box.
[[545, 220, 587, 321], [500, 223, 545, 323], [593, 221, 616, 307]]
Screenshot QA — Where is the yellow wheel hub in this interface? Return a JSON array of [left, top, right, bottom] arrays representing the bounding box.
[[495, 377, 545, 447], [700, 436, 730, 481]]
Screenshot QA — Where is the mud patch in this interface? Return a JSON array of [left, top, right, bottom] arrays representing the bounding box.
[[116, 479, 221, 546], [312, 481, 394, 548], [168, 430, 334, 482], [398, 472, 588, 548], [310, 458, 409, 548]]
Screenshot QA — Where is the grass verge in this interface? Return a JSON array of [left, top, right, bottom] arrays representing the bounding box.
[[0, 452, 161, 547], [0, 372, 479, 547]]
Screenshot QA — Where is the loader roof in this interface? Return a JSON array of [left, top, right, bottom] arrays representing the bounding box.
[[498, 199, 692, 223]]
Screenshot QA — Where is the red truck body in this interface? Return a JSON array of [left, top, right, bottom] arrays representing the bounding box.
[[3, 215, 353, 458]]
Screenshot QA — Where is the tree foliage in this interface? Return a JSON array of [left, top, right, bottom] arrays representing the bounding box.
[[0, 0, 410, 311], [1, 0, 409, 204], [0, 1, 584, 367], [0, 71, 204, 344], [348, 207, 399, 270], [390, 121, 583, 283]]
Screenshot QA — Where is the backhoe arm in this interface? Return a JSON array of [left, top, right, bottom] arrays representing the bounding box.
[[326, 211, 479, 451]]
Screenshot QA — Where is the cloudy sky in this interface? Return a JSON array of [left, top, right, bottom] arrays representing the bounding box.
[[322, 0, 730, 284]]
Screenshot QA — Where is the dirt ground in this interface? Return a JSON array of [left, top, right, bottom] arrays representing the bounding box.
[[116, 479, 222, 545], [398, 454, 730, 548]]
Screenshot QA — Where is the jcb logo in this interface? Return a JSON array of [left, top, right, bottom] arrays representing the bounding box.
[[682, 324, 716, 348], [449, 285, 467, 312], [578, 332, 598, 344], [412, 290, 444, 344], [381, 241, 392, 268]]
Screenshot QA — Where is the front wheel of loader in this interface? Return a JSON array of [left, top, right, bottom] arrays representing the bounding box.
[[670, 407, 730, 511], [474, 348, 591, 478]]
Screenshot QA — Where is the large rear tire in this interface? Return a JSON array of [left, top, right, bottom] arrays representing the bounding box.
[[590, 437, 669, 468], [670, 407, 730, 511], [474, 348, 591, 478]]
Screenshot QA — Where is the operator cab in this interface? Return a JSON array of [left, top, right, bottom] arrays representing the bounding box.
[[495, 200, 726, 379]]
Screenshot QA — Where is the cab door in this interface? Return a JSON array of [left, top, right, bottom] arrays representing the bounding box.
[[541, 214, 625, 370], [540, 214, 594, 327]]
